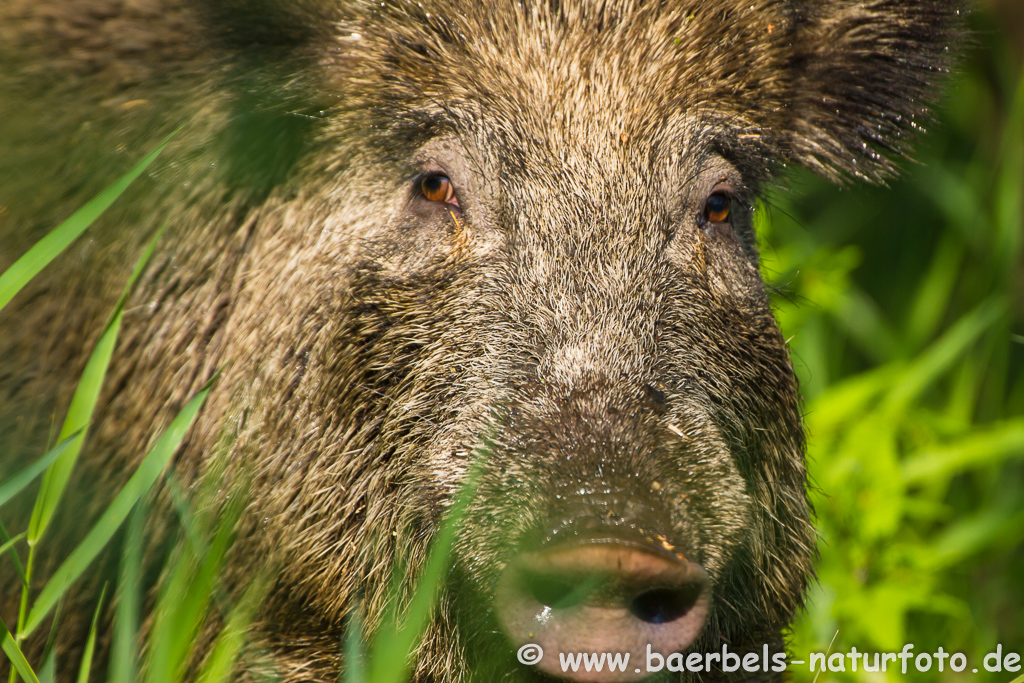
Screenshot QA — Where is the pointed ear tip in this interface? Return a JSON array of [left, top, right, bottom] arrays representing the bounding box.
[[779, 0, 969, 186]]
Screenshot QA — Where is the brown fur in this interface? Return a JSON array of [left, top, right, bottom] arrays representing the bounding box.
[[0, 1, 962, 681]]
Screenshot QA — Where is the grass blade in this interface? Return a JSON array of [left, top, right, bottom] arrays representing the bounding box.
[[37, 650, 55, 683], [75, 585, 108, 683], [903, 231, 962, 351], [27, 224, 166, 547], [109, 501, 146, 683], [0, 130, 175, 313], [194, 572, 272, 683], [1, 618, 41, 683], [366, 443, 488, 683], [26, 313, 120, 546], [0, 532, 26, 561], [36, 598, 63, 683], [146, 482, 245, 683], [994, 64, 1024, 274], [924, 507, 1024, 570], [22, 374, 216, 637], [0, 433, 79, 510], [902, 419, 1024, 484], [0, 522, 27, 585], [883, 296, 1005, 415], [343, 610, 366, 683]]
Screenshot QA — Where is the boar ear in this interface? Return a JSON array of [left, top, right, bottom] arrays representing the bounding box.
[[779, 1, 965, 183]]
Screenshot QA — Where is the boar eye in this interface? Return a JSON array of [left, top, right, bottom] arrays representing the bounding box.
[[704, 193, 731, 223], [420, 174, 458, 206]]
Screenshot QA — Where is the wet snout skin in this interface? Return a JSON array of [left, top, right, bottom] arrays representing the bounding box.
[[496, 540, 711, 682]]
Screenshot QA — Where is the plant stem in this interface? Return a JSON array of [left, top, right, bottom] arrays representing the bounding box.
[[10, 546, 36, 683]]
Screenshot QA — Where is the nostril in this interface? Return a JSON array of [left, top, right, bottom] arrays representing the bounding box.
[[628, 584, 701, 624]]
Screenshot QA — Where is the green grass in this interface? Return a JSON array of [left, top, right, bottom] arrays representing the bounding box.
[[760, 16, 1024, 681], [2, 9, 1022, 683], [0, 137, 238, 683]]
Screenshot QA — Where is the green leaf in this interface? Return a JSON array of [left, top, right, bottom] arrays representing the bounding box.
[[1, 617, 41, 683], [146, 483, 246, 683], [0, 433, 79, 510], [924, 507, 1024, 570], [344, 610, 366, 683], [366, 442, 488, 683], [37, 598, 63, 683], [194, 572, 272, 683], [903, 231, 962, 352], [109, 502, 146, 683], [37, 650, 55, 683], [75, 584, 108, 683], [806, 365, 896, 438], [22, 374, 216, 637], [994, 64, 1024, 275], [26, 311, 120, 546], [0, 532, 26, 559], [0, 521, 27, 585], [902, 419, 1024, 485], [165, 473, 209, 561], [883, 297, 1005, 415], [0, 130, 176, 313], [27, 224, 167, 546], [832, 286, 899, 363]]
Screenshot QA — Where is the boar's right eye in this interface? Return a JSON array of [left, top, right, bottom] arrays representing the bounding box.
[[420, 174, 459, 207], [703, 193, 731, 223]]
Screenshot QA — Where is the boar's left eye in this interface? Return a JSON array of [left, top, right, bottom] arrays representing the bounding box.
[[704, 193, 731, 223], [420, 174, 459, 207]]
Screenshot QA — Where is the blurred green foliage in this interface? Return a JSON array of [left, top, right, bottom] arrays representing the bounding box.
[[760, 9, 1024, 682]]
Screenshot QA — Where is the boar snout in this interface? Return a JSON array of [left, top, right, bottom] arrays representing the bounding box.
[[496, 538, 710, 682], [479, 394, 720, 680]]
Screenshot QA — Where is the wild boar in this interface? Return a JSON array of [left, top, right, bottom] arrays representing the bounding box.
[[0, 0, 962, 680]]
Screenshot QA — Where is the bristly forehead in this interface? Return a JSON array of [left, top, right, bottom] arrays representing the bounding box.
[[335, 0, 963, 183], [348, 1, 788, 156]]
